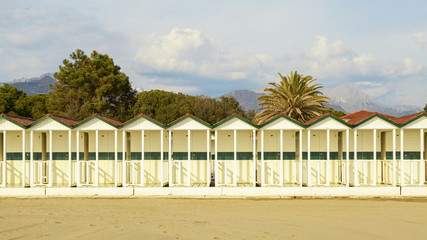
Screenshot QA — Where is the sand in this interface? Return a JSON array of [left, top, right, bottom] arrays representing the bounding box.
[[0, 197, 426, 240]]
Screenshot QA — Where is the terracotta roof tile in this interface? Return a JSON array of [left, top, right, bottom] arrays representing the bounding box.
[[0, 113, 35, 127], [123, 113, 165, 127], [304, 113, 331, 125], [167, 113, 211, 127], [93, 113, 123, 126], [339, 110, 397, 125], [47, 114, 79, 126], [393, 112, 426, 125]]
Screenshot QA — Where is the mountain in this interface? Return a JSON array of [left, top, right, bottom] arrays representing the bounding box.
[[223, 84, 421, 117], [5, 73, 57, 95], [323, 84, 421, 116]]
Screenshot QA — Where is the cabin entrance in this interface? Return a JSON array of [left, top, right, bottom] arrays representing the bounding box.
[[169, 130, 191, 186], [78, 132, 96, 186], [260, 130, 283, 186], [32, 132, 49, 185], [337, 131, 345, 184], [425, 132, 427, 184], [0, 133, 4, 186], [123, 131, 144, 186]]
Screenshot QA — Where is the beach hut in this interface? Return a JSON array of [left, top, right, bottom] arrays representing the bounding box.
[[73, 114, 122, 187], [258, 113, 305, 186], [304, 114, 351, 186], [120, 113, 167, 187], [167, 114, 211, 187], [0, 114, 34, 187], [213, 113, 257, 186], [397, 112, 427, 186], [341, 111, 399, 186], [27, 114, 78, 187]]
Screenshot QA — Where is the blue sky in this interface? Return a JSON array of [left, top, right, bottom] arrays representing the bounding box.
[[1, 0, 426, 107]]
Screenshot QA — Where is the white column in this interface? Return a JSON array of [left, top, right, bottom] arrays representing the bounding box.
[[122, 130, 126, 186], [307, 129, 311, 186], [233, 129, 237, 186], [326, 129, 330, 186], [252, 130, 256, 187], [354, 129, 358, 186], [49, 130, 52, 187], [420, 128, 423, 186], [168, 130, 172, 187], [141, 130, 145, 186], [2, 131, 6, 187], [215, 130, 218, 187], [392, 129, 396, 186], [206, 130, 210, 185], [68, 130, 72, 187], [280, 129, 283, 186], [76, 130, 80, 187], [95, 130, 99, 186], [22, 130, 26, 187], [299, 129, 303, 187], [346, 129, 350, 187], [261, 129, 265, 186], [114, 130, 118, 187], [373, 129, 377, 186], [187, 129, 191, 186], [400, 129, 404, 186], [160, 130, 164, 187]]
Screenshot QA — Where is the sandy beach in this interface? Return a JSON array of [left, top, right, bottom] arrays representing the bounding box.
[[0, 197, 426, 240]]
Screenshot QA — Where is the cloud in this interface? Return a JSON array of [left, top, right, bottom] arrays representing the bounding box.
[[133, 28, 274, 83], [413, 32, 427, 54], [402, 57, 422, 75]]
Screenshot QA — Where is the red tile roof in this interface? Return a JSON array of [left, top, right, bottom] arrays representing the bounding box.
[[122, 113, 165, 126], [93, 113, 123, 126], [303, 113, 332, 125], [393, 112, 426, 125], [339, 110, 397, 125], [0, 113, 35, 127], [47, 114, 79, 126], [167, 113, 211, 127]]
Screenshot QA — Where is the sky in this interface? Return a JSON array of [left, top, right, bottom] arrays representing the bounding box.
[[0, 0, 426, 107]]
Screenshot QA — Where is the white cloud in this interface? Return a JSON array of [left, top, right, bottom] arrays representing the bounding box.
[[402, 57, 422, 75], [413, 32, 427, 54], [133, 28, 274, 82]]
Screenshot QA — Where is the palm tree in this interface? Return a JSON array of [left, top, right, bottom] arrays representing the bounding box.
[[254, 71, 330, 124]]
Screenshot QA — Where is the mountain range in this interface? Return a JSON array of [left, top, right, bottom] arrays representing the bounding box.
[[223, 84, 421, 117], [2, 73, 57, 95], [2, 73, 421, 117]]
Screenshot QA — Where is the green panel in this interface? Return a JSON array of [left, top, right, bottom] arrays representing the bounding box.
[[52, 152, 68, 160], [172, 152, 188, 160], [6, 152, 24, 160], [32, 152, 50, 160], [237, 152, 253, 160], [283, 152, 296, 160], [404, 152, 421, 160], [217, 152, 233, 160], [191, 152, 208, 160]]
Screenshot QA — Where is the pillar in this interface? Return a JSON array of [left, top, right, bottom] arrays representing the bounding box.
[[68, 130, 72, 187], [299, 129, 303, 187], [168, 130, 172, 187], [160, 130, 164, 187], [346, 129, 350, 186], [114, 129, 117, 187], [206, 129, 210, 185], [214, 130, 218, 187], [307, 129, 311, 186], [233, 129, 237, 186], [373, 129, 377, 186], [95, 130, 98, 186], [326, 129, 330, 186], [261, 129, 264, 186], [392, 129, 396, 186], [354, 129, 358, 186], [141, 130, 145, 186], [252, 129, 256, 187], [280, 129, 283, 186], [22, 130, 26, 187], [76, 130, 80, 187]]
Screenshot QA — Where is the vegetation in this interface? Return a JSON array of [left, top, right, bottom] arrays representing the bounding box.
[[324, 108, 346, 117], [254, 71, 330, 124], [0, 84, 28, 116], [49, 49, 136, 122], [424, 104, 427, 113], [133, 90, 251, 125]]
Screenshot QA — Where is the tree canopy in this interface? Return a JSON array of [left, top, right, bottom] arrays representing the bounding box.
[[0, 84, 28, 116], [132, 90, 251, 125], [254, 71, 330, 124], [424, 104, 427, 113], [49, 49, 136, 122]]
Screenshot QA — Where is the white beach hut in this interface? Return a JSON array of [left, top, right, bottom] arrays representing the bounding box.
[[398, 112, 427, 186], [258, 113, 305, 186], [120, 113, 167, 187], [73, 114, 122, 187], [342, 111, 400, 186], [0, 114, 34, 187], [213, 113, 257, 187], [304, 114, 352, 186], [167, 114, 211, 187], [27, 114, 78, 187]]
